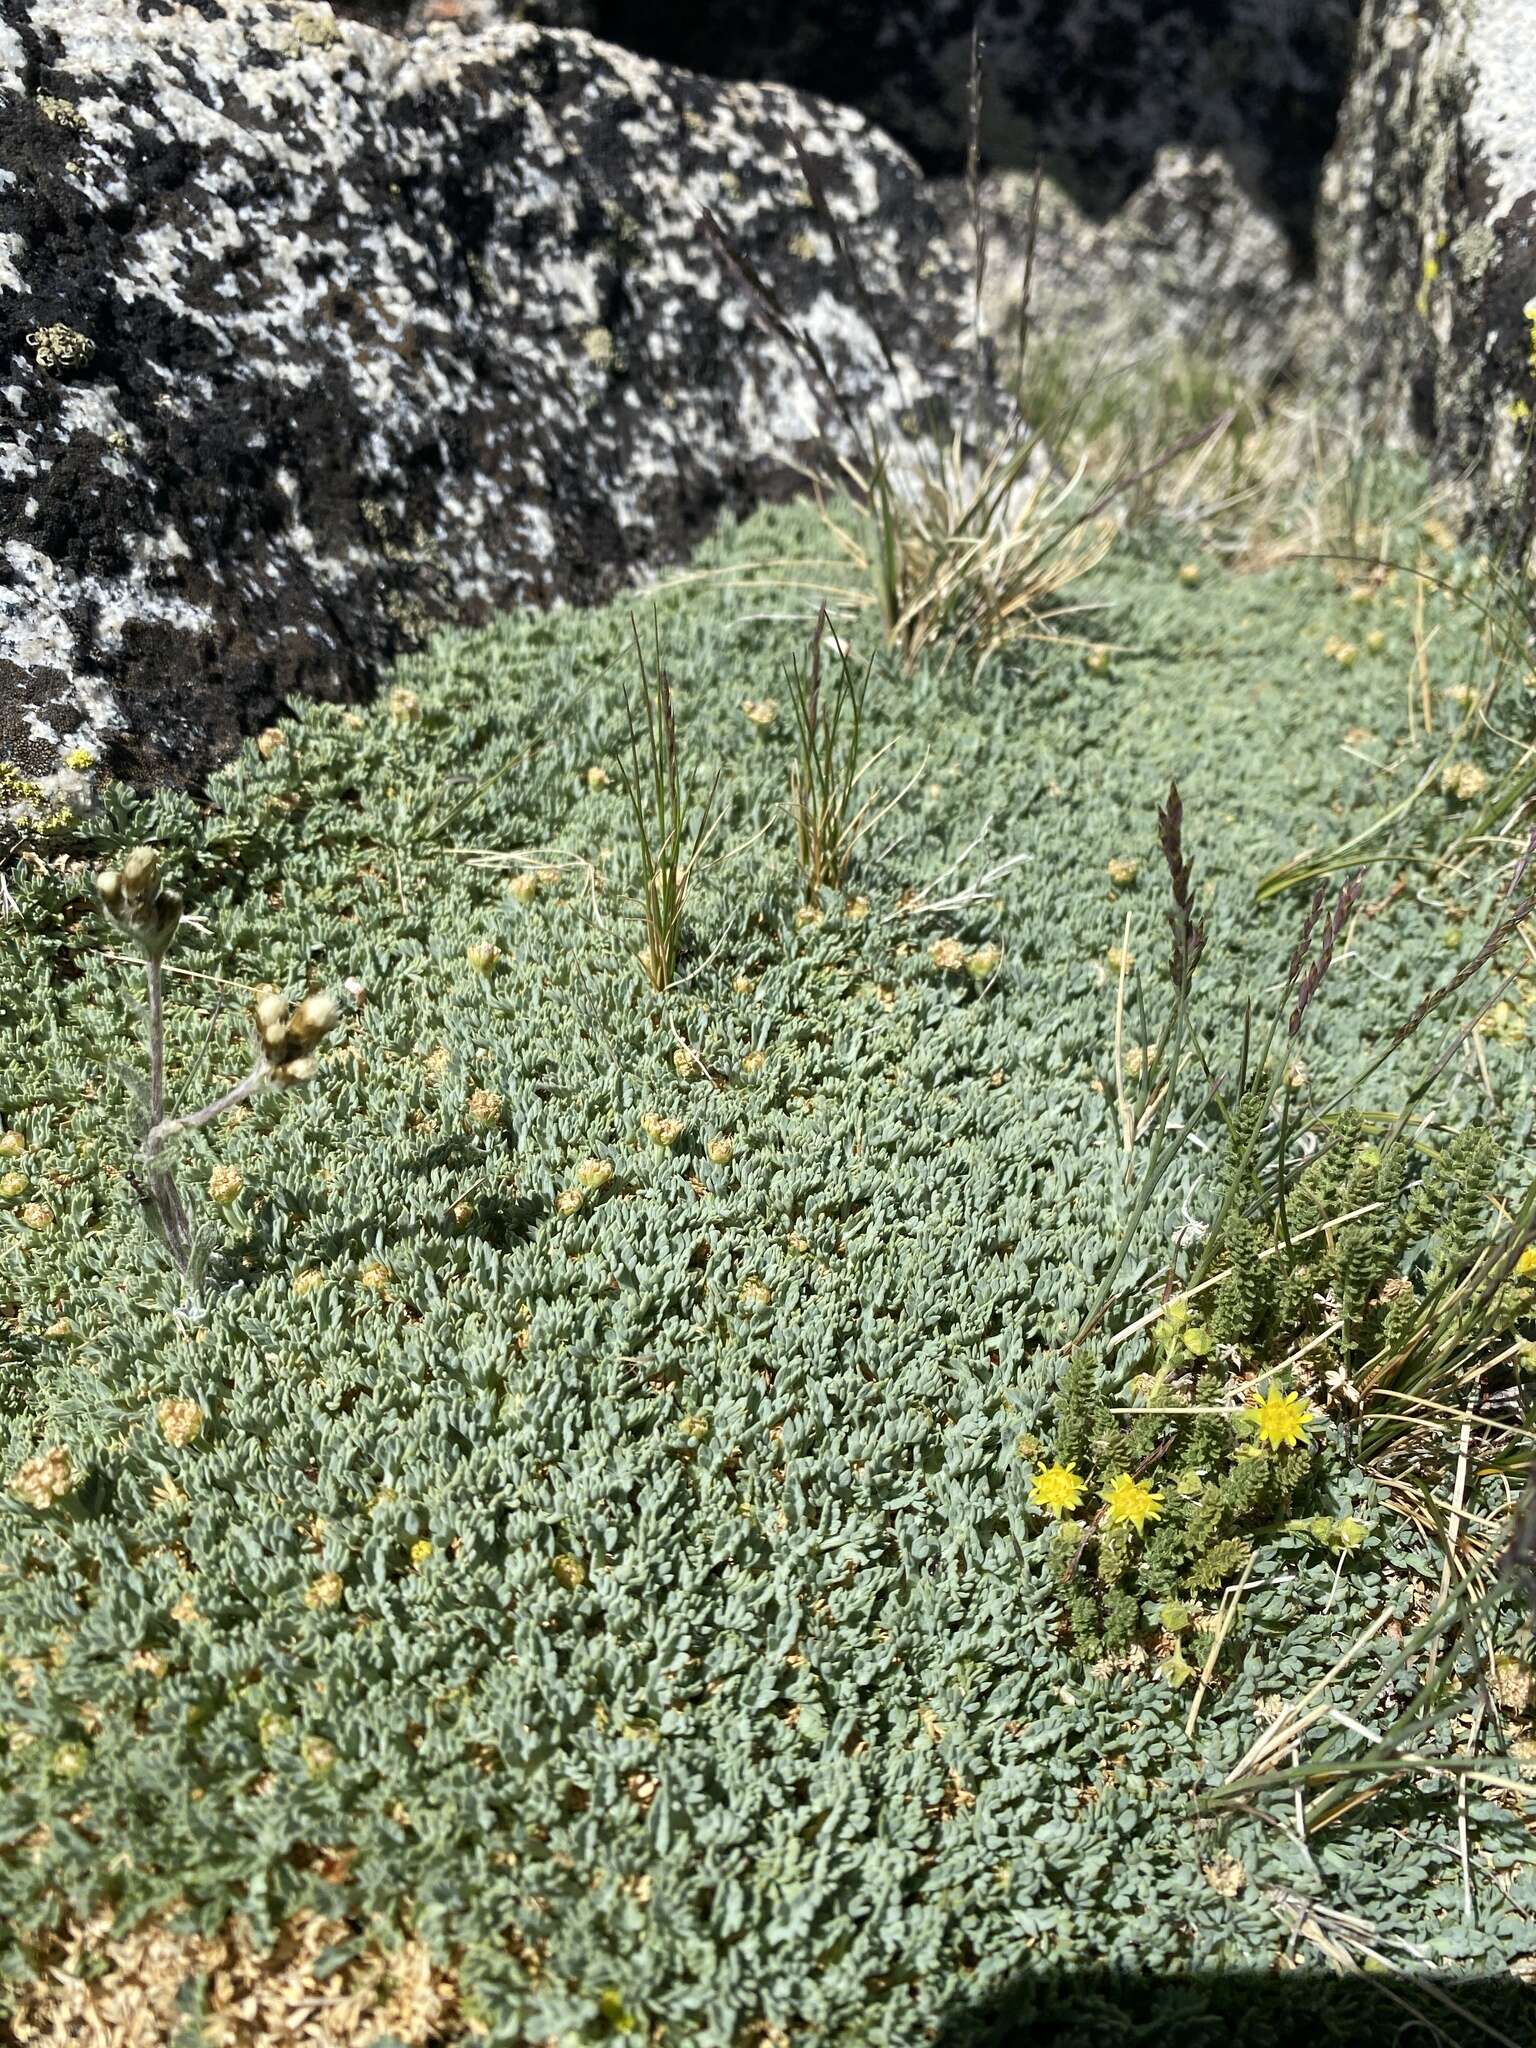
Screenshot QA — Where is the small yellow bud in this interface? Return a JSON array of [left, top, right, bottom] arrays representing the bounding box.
[[1333, 641, 1358, 668], [157, 1398, 204, 1447], [292, 1266, 325, 1296], [555, 1186, 585, 1215], [65, 746, 94, 773], [254, 988, 289, 1034], [738, 1277, 772, 1309], [673, 1044, 704, 1079], [121, 844, 159, 894], [169, 1593, 200, 1626], [732, 972, 756, 994], [466, 1088, 503, 1129], [507, 873, 539, 906], [289, 991, 340, 1044], [551, 1552, 586, 1590], [1365, 628, 1386, 653], [358, 1263, 392, 1296], [465, 941, 501, 976], [0, 1130, 24, 1157], [678, 1412, 710, 1441], [301, 1735, 337, 1774], [705, 1136, 734, 1166], [388, 687, 421, 721], [740, 1049, 767, 1074], [965, 944, 1001, 979], [410, 1539, 434, 1564], [740, 696, 778, 727], [10, 1446, 74, 1510], [207, 1165, 243, 1205], [256, 727, 286, 759], [0, 1170, 28, 1200], [1084, 644, 1112, 673], [305, 1572, 344, 1610], [585, 764, 611, 790], [450, 1198, 475, 1229], [640, 1112, 684, 1148], [1441, 760, 1488, 802], [1107, 856, 1139, 886], [1177, 561, 1201, 587], [574, 1157, 614, 1191]]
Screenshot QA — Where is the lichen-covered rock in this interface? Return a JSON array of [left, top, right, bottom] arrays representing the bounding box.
[[0, 0, 964, 793], [520, 0, 1363, 253], [948, 149, 1306, 388], [1318, 0, 1536, 552]]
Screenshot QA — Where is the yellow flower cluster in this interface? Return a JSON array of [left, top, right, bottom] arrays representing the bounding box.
[[10, 1446, 74, 1511]]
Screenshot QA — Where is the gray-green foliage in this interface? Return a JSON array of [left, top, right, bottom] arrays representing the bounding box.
[[1, 501, 1533, 2038]]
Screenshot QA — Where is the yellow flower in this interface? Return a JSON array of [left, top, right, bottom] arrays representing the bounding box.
[[1099, 1472, 1163, 1535], [10, 1447, 74, 1511], [466, 1088, 503, 1129], [706, 1136, 734, 1166], [1247, 1384, 1314, 1450], [465, 940, 501, 975], [741, 696, 778, 727], [1177, 561, 1201, 587], [575, 1157, 614, 1191], [1516, 1246, 1536, 1278], [0, 1130, 24, 1157], [410, 1539, 433, 1565], [305, 1571, 345, 1610], [928, 937, 966, 971], [1028, 1463, 1086, 1518], [1441, 760, 1488, 802], [551, 1552, 586, 1590], [507, 872, 539, 905], [208, 1165, 243, 1204], [157, 1398, 204, 1447], [555, 1186, 584, 1215], [640, 1112, 684, 1149], [1107, 856, 1138, 886]]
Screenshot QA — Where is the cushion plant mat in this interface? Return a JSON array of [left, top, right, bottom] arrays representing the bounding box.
[[2, 499, 1533, 2042]]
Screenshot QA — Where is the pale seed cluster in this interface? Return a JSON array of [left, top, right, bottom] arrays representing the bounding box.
[[253, 986, 340, 1087]]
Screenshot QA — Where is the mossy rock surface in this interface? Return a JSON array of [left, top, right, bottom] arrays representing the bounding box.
[[2, 500, 1533, 2038]]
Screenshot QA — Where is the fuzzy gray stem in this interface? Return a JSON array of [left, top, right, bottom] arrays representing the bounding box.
[[146, 953, 165, 1128], [144, 1065, 267, 1164]]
